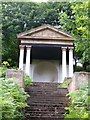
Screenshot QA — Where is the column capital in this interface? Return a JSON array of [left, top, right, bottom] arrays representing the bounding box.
[[68, 47, 74, 50], [61, 47, 67, 50], [26, 45, 32, 49], [19, 45, 25, 49]]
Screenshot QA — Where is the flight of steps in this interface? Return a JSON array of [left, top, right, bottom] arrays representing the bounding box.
[[24, 82, 70, 120]]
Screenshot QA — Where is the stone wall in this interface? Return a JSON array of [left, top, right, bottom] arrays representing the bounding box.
[[68, 72, 90, 92], [6, 69, 24, 88]]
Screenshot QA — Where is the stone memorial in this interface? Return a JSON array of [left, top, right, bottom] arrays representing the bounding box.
[[6, 69, 24, 88], [17, 24, 74, 83]]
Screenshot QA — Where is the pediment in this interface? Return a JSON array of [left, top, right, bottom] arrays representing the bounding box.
[[26, 28, 67, 38], [17, 24, 73, 40]]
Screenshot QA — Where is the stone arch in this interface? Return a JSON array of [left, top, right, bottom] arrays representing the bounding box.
[[33, 61, 58, 83]]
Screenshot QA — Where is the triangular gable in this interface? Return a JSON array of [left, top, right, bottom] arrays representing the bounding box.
[[17, 24, 73, 40]]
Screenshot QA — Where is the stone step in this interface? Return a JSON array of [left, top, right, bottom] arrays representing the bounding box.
[[31, 82, 59, 86], [27, 92, 68, 97], [27, 88, 68, 95], [25, 111, 67, 117], [27, 102, 69, 107], [25, 106, 67, 113], [26, 88, 68, 96], [25, 110, 68, 117], [27, 102, 69, 106], [24, 82, 70, 120], [25, 115, 64, 120], [26, 85, 68, 90], [27, 99, 69, 103], [28, 93, 69, 96]]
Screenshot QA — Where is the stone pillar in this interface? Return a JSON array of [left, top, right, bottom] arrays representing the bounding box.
[[62, 47, 67, 82], [25, 46, 32, 76], [19, 45, 25, 70], [69, 47, 74, 77]]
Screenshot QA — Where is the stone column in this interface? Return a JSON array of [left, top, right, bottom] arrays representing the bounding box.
[[19, 45, 25, 70], [25, 46, 32, 76], [62, 47, 67, 82], [69, 47, 74, 77]]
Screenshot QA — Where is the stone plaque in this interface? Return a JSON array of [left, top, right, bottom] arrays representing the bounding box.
[[6, 69, 24, 88]]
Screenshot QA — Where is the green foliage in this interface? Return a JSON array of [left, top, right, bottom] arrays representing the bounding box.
[[74, 66, 84, 72], [0, 64, 30, 119], [0, 3, 2, 65], [2, 2, 61, 66], [58, 79, 71, 88], [64, 84, 89, 119], [0, 78, 29, 120], [72, 2, 89, 62], [2, 2, 90, 66], [0, 66, 6, 78], [59, 2, 89, 63], [74, 65, 90, 72], [2, 61, 10, 67], [0, 61, 18, 78], [86, 65, 90, 72], [0, 61, 10, 78], [24, 74, 32, 86]]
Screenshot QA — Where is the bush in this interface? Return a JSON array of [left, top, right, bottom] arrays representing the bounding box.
[[0, 78, 29, 120], [75, 65, 90, 72], [24, 74, 32, 86], [64, 84, 89, 119], [0, 66, 6, 78], [74, 66, 84, 72], [86, 65, 90, 72], [0, 61, 18, 78], [0, 61, 9, 78], [58, 79, 71, 88]]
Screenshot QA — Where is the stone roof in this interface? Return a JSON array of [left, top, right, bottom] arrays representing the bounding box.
[[17, 24, 74, 41]]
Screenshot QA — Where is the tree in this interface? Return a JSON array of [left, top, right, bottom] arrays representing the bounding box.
[[2, 2, 89, 67], [58, 2, 89, 65], [0, 3, 2, 66], [2, 2, 62, 66]]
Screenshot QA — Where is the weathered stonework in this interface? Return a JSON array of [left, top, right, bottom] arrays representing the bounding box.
[[68, 72, 90, 92], [17, 24, 74, 83], [6, 69, 24, 88]]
